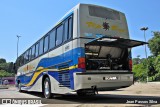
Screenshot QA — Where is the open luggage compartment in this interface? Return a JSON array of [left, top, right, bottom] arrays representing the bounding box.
[[85, 36, 147, 71]]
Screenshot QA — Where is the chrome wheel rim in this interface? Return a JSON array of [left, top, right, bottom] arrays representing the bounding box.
[[19, 83, 21, 90], [45, 81, 49, 95]]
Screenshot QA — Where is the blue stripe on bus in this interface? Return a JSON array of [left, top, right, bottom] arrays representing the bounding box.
[[20, 68, 84, 90], [37, 47, 85, 69], [16, 47, 85, 90]]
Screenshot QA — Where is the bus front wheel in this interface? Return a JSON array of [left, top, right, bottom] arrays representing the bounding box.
[[18, 82, 22, 92], [43, 77, 52, 99]]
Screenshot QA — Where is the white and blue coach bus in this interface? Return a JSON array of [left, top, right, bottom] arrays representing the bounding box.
[[15, 4, 147, 98]]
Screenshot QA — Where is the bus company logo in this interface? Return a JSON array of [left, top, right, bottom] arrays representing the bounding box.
[[2, 99, 11, 104], [103, 22, 110, 31]]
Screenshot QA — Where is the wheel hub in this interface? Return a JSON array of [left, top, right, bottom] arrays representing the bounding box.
[[45, 81, 49, 95]]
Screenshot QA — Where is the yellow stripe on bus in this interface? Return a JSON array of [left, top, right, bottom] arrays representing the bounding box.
[[59, 65, 78, 71], [24, 67, 48, 87], [24, 65, 78, 87]]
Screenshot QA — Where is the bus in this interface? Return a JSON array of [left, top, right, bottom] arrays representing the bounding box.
[[15, 3, 147, 98]]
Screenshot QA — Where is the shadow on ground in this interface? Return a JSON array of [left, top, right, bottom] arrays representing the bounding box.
[[22, 91, 160, 106]]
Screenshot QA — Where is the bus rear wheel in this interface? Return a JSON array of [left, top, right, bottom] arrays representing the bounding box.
[[43, 77, 52, 99]]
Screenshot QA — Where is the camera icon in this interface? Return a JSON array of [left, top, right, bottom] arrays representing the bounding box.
[[2, 99, 11, 104]]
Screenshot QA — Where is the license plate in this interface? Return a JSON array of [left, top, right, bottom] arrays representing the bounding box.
[[105, 76, 118, 80]]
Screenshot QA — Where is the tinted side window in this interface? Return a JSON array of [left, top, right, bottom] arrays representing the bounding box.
[[29, 48, 32, 61], [68, 17, 73, 39], [23, 53, 26, 64], [64, 20, 68, 42], [39, 39, 44, 55], [56, 25, 63, 46], [20, 55, 23, 66], [31, 45, 35, 59], [26, 51, 29, 62], [27, 51, 29, 62], [44, 35, 49, 52], [35, 43, 39, 57], [24, 52, 28, 64], [21, 55, 24, 65], [49, 30, 56, 49]]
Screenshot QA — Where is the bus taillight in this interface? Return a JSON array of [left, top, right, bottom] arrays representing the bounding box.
[[129, 59, 132, 71], [78, 57, 86, 69]]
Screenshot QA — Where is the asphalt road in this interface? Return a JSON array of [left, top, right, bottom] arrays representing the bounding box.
[[0, 83, 160, 106]]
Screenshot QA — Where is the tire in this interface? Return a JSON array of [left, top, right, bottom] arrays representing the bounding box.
[[18, 82, 22, 92], [43, 77, 52, 99]]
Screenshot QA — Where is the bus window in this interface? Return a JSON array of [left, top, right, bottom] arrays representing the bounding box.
[[68, 17, 73, 39], [29, 48, 32, 61], [56, 24, 63, 46], [24, 51, 28, 64], [49, 30, 56, 49], [24, 53, 26, 64], [35, 43, 39, 57], [39, 39, 44, 55], [27, 51, 29, 62], [19, 55, 23, 66], [64, 20, 68, 42], [31, 45, 35, 59], [44, 35, 49, 53]]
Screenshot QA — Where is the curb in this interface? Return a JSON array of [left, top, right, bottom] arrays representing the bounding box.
[[148, 82, 160, 84], [0, 85, 8, 89]]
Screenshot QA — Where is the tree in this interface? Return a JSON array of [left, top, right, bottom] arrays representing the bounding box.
[[133, 31, 160, 82], [148, 32, 160, 56], [0, 63, 9, 71], [0, 70, 13, 77], [0, 58, 15, 77], [133, 58, 140, 65], [0, 58, 6, 63], [132, 55, 145, 65], [132, 62, 147, 81], [154, 55, 160, 81], [147, 56, 157, 80], [8, 62, 14, 73]]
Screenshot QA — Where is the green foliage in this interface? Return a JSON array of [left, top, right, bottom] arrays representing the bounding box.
[[0, 58, 15, 77], [148, 32, 160, 56], [8, 62, 14, 73], [0, 63, 9, 71], [133, 31, 160, 82], [0, 70, 14, 77], [154, 55, 160, 80], [132, 60, 147, 81], [133, 56, 145, 65], [147, 56, 157, 77], [133, 58, 140, 65], [133, 55, 160, 82], [0, 58, 6, 63], [154, 55, 160, 71]]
